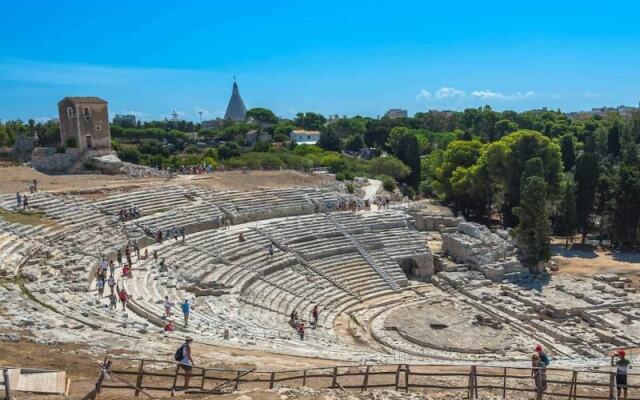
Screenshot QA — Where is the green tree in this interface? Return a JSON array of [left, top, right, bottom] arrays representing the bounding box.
[[294, 112, 326, 131], [246, 108, 278, 125], [554, 179, 577, 240], [575, 151, 600, 243], [482, 130, 562, 227], [607, 120, 622, 158], [611, 142, 640, 247], [559, 134, 576, 171], [345, 134, 365, 151], [367, 156, 410, 180], [318, 127, 342, 152], [387, 128, 421, 188], [513, 158, 551, 270], [494, 119, 518, 138], [218, 142, 242, 160]]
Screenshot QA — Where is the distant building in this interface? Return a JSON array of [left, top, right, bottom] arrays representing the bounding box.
[[224, 81, 247, 121], [290, 129, 321, 145], [57, 97, 111, 149], [567, 102, 639, 119], [113, 114, 137, 127], [384, 109, 408, 119]]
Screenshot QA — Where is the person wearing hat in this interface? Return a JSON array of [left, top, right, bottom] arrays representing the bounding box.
[[612, 349, 631, 400], [177, 337, 194, 388], [535, 344, 550, 368]]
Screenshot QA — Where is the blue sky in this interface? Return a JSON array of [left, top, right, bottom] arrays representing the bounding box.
[[1, 0, 639, 122]]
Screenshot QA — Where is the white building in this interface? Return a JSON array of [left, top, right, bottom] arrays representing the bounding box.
[[289, 129, 321, 145]]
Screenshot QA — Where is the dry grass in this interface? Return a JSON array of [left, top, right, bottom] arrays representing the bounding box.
[[0, 209, 54, 226]]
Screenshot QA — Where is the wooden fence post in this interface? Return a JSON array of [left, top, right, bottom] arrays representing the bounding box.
[[468, 365, 477, 399], [3, 369, 13, 400], [362, 366, 370, 392], [567, 370, 578, 400], [404, 364, 410, 393], [394, 365, 401, 391], [269, 372, 275, 389], [171, 364, 180, 396], [331, 367, 338, 389], [502, 367, 507, 399], [200, 369, 207, 391], [608, 372, 615, 400], [302, 369, 307, 387], [234, 370, 241, 391], [134, 359, 145, 397]]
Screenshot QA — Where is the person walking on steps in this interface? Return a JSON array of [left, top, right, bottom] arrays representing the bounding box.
[[312, 305, 319, 329], [181, 299, 191, 327], [174, 336, 195, 389], [297, 323, 305, 341], [267, 243, 274, 260], [612, 349, 631, 400], [164, 296, 175, 318]]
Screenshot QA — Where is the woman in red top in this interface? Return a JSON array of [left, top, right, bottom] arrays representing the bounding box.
[[118, 288, 129, 311]]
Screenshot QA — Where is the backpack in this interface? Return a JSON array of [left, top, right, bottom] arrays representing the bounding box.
[[174, 345, 184, 361]]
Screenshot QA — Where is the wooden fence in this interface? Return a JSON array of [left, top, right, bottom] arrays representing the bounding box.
[[91, 357, 640, 399]]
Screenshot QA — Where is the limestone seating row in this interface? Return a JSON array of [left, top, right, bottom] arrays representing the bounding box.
[[128, 203, 224, 234], [93, 185, 199, 214]]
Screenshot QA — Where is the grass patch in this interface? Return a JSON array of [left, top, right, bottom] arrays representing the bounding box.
[[0, 209, 53, 226]]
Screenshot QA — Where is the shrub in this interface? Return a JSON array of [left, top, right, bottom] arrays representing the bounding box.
[[65, 137, 77, 148], [345, 182, 355, 194], [55, 147, 66, 154], [380, 175, 396, 192]]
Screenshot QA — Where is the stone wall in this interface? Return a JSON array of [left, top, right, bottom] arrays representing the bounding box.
[[31, 147, 116, 174]]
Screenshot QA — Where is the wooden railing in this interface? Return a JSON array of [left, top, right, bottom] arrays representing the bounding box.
[[90, 357, 640, 399]]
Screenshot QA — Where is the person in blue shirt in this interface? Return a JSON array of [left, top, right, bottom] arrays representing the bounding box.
[[181, 299, 190, 327]]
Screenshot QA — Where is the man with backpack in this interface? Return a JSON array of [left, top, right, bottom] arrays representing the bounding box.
[[174, 336, 194, 389]]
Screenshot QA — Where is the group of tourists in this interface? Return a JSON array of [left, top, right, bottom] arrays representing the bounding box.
[[335, 199, 365, 213], [155, 226, 186, 244], [373, 196, 391, 210], [215, 215, 232, 229], [531, 346, 631, 400], [95, 241, 147, 312], [15, 192, 30, 211], [288, 305, 320, 341], [162, 296, 193, 331], [177, 164, 214, 175], [118, 206, 141, 221]]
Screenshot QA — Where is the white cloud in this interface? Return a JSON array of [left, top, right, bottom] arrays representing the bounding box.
[[435, 87, 466, 99], [415, 89, 432, 101], [584, 91, 603, 99], [471, 90, 535, 100]]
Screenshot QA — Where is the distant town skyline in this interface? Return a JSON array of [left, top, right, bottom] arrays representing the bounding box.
[[1, 1, 639, 122]]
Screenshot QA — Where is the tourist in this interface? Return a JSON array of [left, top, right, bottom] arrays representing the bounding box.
[[96, 278, 105, 297], [100, 258, 108, 275], [535, 345, 550, 367], [238, 232, 245, 242], [107, 275, 116, 293], [164, 320, 175, 332], [133, 242, 140, 259], [118, 287, 129, 311], [32, 179, 37, 192], [297, 323, 305, 340], [267, 243, 274, 260], [164, 296, 175, 318], [175, 336, 194, 389], [157, 231, 163, 244], [109, 260, 115, 277], [312, 305, 319, 329], [117, 249, 123, 266], [22, 195, 29, 211], [181, 299, 191, 327], [153, 250, 158, 263], [122, 264, 132, 278], [531, 352, 546, 399], [612, 350, 631, 400], [180, 227, 186, 242], [108, 293, 117, 310], [16, 192, 21, 209]]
